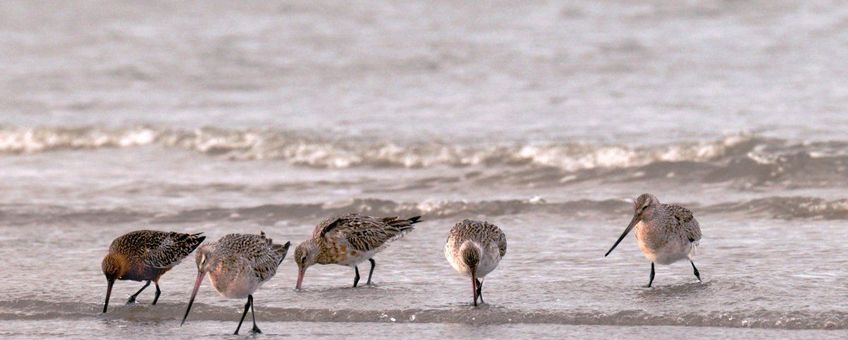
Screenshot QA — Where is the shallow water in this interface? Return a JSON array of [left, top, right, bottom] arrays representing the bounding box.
[[4, 320, 847, 340], [2, 0, 848, 338]]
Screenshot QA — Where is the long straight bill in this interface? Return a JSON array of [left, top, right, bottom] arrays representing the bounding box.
[[181, 271, 205, 326], [605, 215, 639, 257], [102, 279, 114, 313]]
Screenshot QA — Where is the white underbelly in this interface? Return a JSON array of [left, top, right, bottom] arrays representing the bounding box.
[[475, 253, 500, 278], [337, 249, 380, 267], [641, 241, 695, 265], [444, 244, 502, 278], [209, 272, 261, 299]]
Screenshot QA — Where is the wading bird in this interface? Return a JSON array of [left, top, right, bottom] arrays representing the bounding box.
[[101, 230, 204, 313], [605, 193, 702, 287], [181, 232, 290, 335], [445, 219, 507, 306], [294, 213, 420, 289]]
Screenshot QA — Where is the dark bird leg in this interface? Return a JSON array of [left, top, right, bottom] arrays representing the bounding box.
[[353, 266, 361, 288], [127, 280, 151, 304], [152, 282, 161, 305], [366, 258, 376, 285], [691, 261, 702, 282], [646, 262, 655, 288], [234, 295, 251, 335], [249, 295, 261, 334], [476, 279, 484, 304], [471, 271, 479, 306]]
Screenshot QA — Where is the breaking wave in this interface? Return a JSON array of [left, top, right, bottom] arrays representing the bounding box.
[[4, 125, 847, 192], [3, 126, 846, 172], [705, 197, 848, 220]]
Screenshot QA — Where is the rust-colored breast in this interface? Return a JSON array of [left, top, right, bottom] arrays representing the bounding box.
[[316, 239, 351, 264], [635, 220, 667, 251]]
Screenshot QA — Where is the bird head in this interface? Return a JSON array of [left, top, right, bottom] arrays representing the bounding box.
[[605, 193, 659, 257], [459, 240, 481, 270], [194, 244, 216, 273], [100, 253, 127, 313], [101, 253, 126, 282], [294, 240, 319, 289], [633, 193, 659, 219]]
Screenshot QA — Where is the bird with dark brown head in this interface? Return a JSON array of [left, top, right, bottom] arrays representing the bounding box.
[[101, 230, 205, 313], [101, 253, 126, 313]]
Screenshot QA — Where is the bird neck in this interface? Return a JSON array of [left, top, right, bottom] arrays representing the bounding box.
[[301, 239, 325, 264], [642, 204, 659, 219]]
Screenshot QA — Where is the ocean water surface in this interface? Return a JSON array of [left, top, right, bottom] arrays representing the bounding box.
[[1, 0, 847, 338]]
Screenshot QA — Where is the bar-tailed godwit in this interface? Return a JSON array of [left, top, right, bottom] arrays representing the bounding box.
[[101, 230, 205, 313], [294, 213, 421, 289], [445, 219, 507, 306], [181, 232, 290, 335], [605, 193, 703, 287]]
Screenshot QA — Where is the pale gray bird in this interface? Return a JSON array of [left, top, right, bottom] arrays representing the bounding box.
[[605, 193, 703, 287], [181, 232, 290, 335], [445, 219, 507, 306]]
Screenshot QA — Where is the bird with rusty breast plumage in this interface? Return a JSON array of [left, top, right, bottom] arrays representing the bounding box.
[[101, 230, 205, 313], [294, 213, 421, 289], [605, 193, 703, 287], [445, 219, 507, 306], [181, 231, 290, 335]]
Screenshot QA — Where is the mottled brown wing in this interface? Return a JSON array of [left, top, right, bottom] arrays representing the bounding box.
[[110, 230, 169, 265], [448, 219, 506, 256], [685, 218, 702, 243], [342, 222, 398, 252], [110, 230, 163, 256], [144, 232, 206, 268], [336, 215, 393, 252], [498, 231, 508, 258], [250, 233, 290, 282], [320, 213, 417, 252], [670, 205, 702, 243], [315, 215, 346, 238]]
